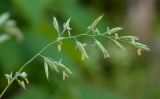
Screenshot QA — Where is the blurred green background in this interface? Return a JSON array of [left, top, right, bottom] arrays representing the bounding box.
[[0, 0, 160, 99]]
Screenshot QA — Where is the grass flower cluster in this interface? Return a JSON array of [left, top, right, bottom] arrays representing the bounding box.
[[0, 14, 150, 98]]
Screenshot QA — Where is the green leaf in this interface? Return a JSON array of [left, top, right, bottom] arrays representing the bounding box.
[[112, 39, 126, 51], [44, 58, 49, 79], [62, 71, 69, 80], [118, 36, 138, 42], [17, 79, 26, 89], [132, 42, 150, 51], [88, 15, 103, 30], [53, 17, 60, 33], [62, 18, 72, 36], [5, 72, 13, 84], [76, 40, 89, 60], [105, 27, 123, 35], [110, 27, 123, 33], [46, 58, 59, 73], [63, 18, 71, 30], [42, 56, 72, 80], [57, 62, 72, 75], [95, 40, 110, 58]]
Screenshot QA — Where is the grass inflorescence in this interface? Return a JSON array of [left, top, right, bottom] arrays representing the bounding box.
[[0, 14, 150, 98]]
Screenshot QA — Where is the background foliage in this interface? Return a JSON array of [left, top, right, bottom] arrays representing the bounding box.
[[0, 0, 159, 99]]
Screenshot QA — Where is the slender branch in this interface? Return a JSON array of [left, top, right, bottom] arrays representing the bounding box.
[[0, 14, 150, 99], [0, 40, 58, 98], [0, 30, 149, 98], [0, 78, 14, 98], [0, 33, 104, 98]]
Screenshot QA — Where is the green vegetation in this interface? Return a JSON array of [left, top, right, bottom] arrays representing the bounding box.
[[0, 13, 150, 98], [0, 0, 157, 99]]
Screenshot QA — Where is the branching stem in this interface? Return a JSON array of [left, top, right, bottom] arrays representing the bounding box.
[[0, 15, 150, 99], [0, 33, 110, 98]]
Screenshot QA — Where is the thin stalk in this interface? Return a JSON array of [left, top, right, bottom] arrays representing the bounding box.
[[0, 32, 116, 98], [0, 41, 57, 98]]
